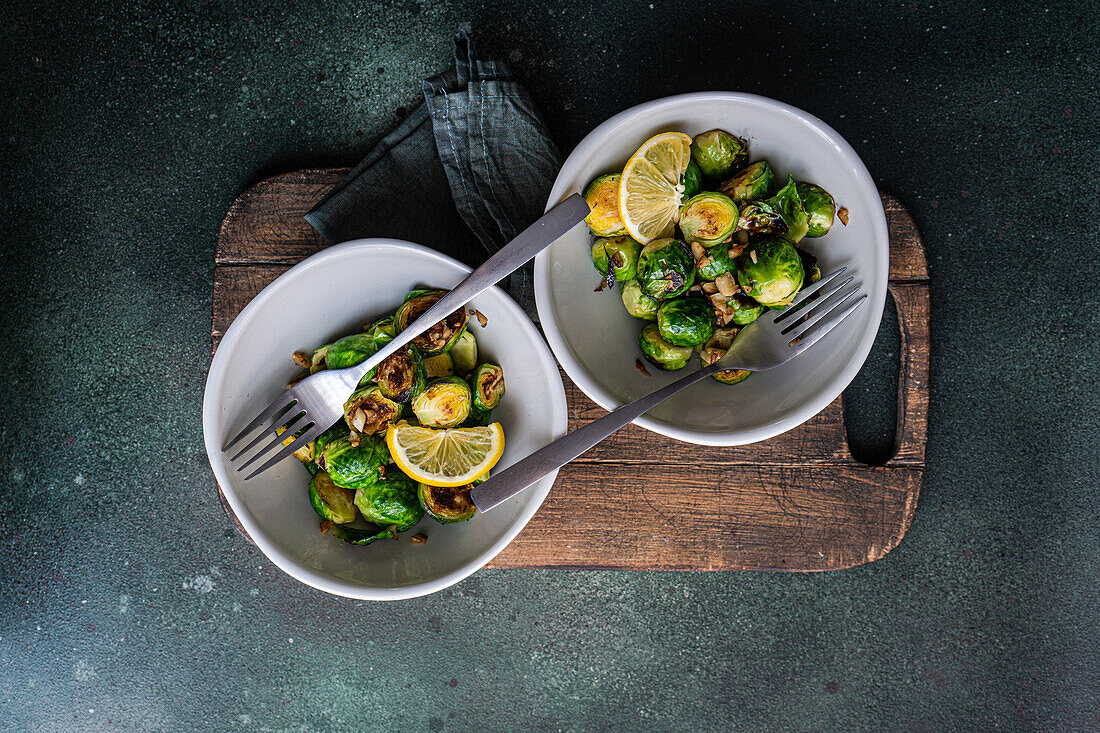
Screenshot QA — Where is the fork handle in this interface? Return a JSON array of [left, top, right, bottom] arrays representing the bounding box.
[[341, 193, 590, 388], [469, 361, 729, 512]]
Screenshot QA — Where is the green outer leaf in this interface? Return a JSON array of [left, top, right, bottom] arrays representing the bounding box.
[[309, 471, 358, 524], [697, 243, 736, 280], [320, 435, 389, 490], [312, 422, 349, 462], [765, 175, 810, 243], [324, 333, 377, 370], [354, 472, 424, 531], [681, 159, 703, 198], [656, 297, 717, 347], [331, 524, 397, 546]]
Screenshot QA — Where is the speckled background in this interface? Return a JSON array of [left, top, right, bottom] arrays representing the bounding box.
[[1, 1, 1097, 730]]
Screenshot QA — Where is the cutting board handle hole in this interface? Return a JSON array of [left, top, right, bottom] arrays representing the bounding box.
[[843, 290, 900, 465]]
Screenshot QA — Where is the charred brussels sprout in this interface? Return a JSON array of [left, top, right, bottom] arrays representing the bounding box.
[[736, 237, 805, 308], [620, 280, 659, 321], [354, 472, 423, 531], [332, 523, 396, 546], [765, 175, 810, 242], [470, 364, 505, 411], [592, 236, 642, 282], [422, 352, 454, 378], [796, 247, 822, 285], [690, 129, 748, 179], [636, 238, 695, 300], [679, 192, 739, 247], [697, 243, 736, 280], [308, 471, 358, 524], [796, 182, 836, 238], [318, 434, 389, 490], [394, 290, 469, 356], [729, 293, 766, 325], [419, 482, 477, 524], [657, 297, 716, 347], [343, 383, 402, 435], [681, 159, 703, 198], [700, 327, 752, 385], [719, 160, 775, 201], [583, 173, 627, 237], [375, 345, 427, 403], [449, 330, 478, 375], [324, 333, 377, 371], [638, 323, 693, 370], [411, 376, 472, 428]]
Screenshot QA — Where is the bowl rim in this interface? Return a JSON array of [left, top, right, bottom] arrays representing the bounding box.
[[202, 238, 568, 600], [534, 91, 888, 446]]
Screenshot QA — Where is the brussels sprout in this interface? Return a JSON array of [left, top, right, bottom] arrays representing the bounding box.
[[690, 129, 748, 179], [423, 352, 454, 378], [310, 344, 331, 373], [411, 376, 472, 428], [679, 192, 739, 247], [331, 523, 397, 546], [765, 175, 810, 242], [308, 471, 358, 524], [638, 322, 693, 370], [729, 293, 766, 326], [656, 297, 716, 347], [681, 159, 703, 198], [470, 363, 505, 411], [796, 247, 822, 285], [636, 238, 696, 300], [583, 173, 627, 237], [419, 482, 477, 524], [796, 182, 836, 238], [699, 326, 751, 385], [737, 201, 786, 237], [318, 434, 389, 490], [324, 333, 377, 371], [620, 279, 659, 320], [462, 406, 493, 427], [375, 345, 427, 403], [719, 160, 775, 202], [449, 330, 478, 375], [343, 383, 402, 435], [364, 315, 397, 350], [592, 236, 642, 283], [736, 237, 805, 308], [394, 290, 469, 356], [697, 243, 736, 280], [312, 422, 348, 462], [354, 472, 423, 531]]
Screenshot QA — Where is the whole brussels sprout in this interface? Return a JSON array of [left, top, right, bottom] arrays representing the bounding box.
[[448, 330, 478, 375], [375, 345, 427, 403], [636, 238, 696, 300], [469, 363, 505, 411], [354, 472, 423, 531], [309, 471, 358, 524], [690, 129, 748, 179], [312, 422, 349, 463], [318, 434, 389, 490], [697, 243, 736, 280], [681, 159, 703, 198], [620, 280, 659, 321], [719, 160, 775, 201], [591, 236, 642, 283], [736, 175, 810, 242], [679, 192, 739, 248], [729, 293, 766, 326], [419, 482, 477, 524], [343, 383, 402, 435], [331, 523, 397, 546], [394, 290, 469, 356], [736, 237, 805, 308], [411, 376, 473, 428], [699, 326, 751, 385], [638, 322, 693, 370], [324, 333, 377, 371], [656, 297, 716, 347], [796, 182, 836, 238], [583, 173, 627, 237]]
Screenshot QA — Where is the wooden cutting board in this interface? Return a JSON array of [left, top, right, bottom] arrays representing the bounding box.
[[212, 168, 929, 571]]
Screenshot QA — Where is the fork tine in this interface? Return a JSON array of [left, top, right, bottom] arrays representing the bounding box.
[[784, 285, 860, 338], [243, 422, 327, 481], [789, 293, 868, 354], [222, 392, 297, 452], [773, 267, 848, 323], [233, 411, 312, 471], [228, 407, 306, 463]]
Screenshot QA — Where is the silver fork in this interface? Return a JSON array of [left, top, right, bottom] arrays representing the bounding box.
[[470, 267, 866, 512], [222, 193, 590, 480]]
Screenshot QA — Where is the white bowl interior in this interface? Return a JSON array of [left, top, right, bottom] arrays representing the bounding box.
[[203, 241, 567, 599], [536, 93, 888, 445]]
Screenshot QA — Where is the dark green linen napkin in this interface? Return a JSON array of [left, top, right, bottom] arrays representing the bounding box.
[[304, 29, 561, 320]]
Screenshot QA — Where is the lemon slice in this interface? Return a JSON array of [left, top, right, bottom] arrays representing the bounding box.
[[386, 423, 505, 487], [618, 132, 693, 244]]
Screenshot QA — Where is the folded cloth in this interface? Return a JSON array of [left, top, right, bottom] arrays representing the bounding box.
[[304, 29, 561, 320]]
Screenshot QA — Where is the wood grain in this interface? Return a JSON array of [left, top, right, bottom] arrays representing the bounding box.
[[211, 168, 930, 571]]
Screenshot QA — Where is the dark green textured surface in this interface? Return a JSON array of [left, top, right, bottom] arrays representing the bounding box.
[[1, 1, 1097, 730]]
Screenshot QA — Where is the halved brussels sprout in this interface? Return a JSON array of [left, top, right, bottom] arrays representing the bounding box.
[[796, 247, 822, 285], [462, 406, 493, 427], [679, 192, 739, 247], [736, 237, 805, 308], [796, 182, 836, 238], [697, 243, 736, 280], [343, 383, 402, 435], [354, 472, 423, 531], [729, 293, 766, 325], [699, 326, 752, 385], [331, 523, 396, 546], [470, 364, 505, 411], [394, 290, 469, 356], [309, 471, 358, 524], [376, 345, 427, 402], [423, 352, 454, 378], [324, 333, 377, 370], [636, 238, 696, 300], [583, 173, 627, 237], [690, 129, 748, 179], [411, 376, 472, 428], [656, 296, 716, 347], [719, 160, 775, 202], [620, 280, 659, 321], [419, 482, 477, 524], [592, 236, 642, 283], [449, 330, 478, 375], [681, 159, 703, 198], [318, 434, 389, 490], [638, 322, 693, 370]]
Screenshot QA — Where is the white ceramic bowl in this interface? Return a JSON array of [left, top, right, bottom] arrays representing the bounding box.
[[535, 92, 888, 445], [203, 240, 567, 600]]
